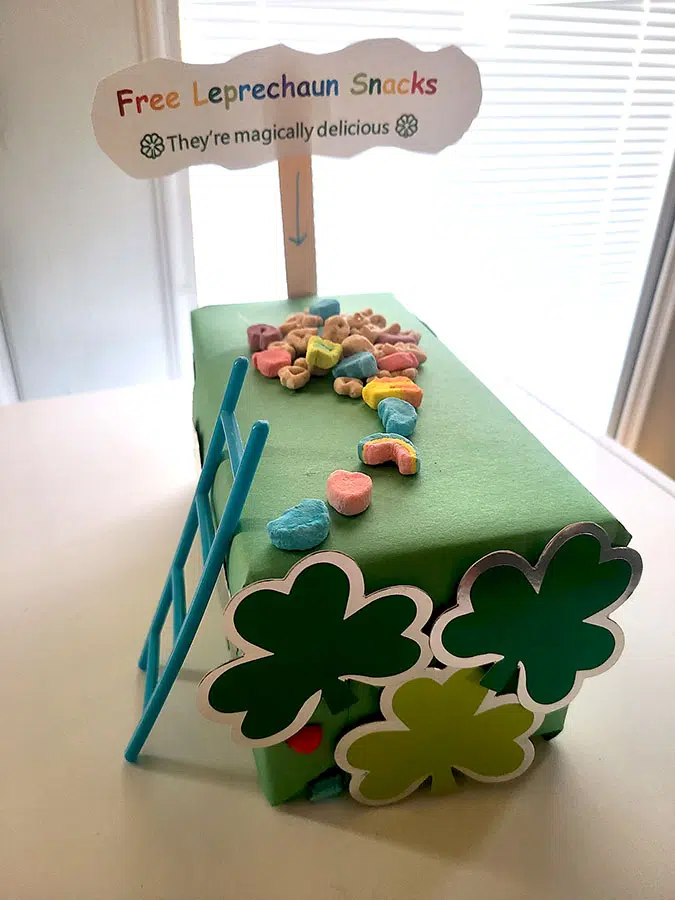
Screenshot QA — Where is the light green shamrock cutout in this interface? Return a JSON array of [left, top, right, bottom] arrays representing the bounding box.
[[334, 667, 542, 805]]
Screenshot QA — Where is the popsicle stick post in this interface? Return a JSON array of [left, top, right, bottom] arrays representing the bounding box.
[[278, 155, 317, 299]]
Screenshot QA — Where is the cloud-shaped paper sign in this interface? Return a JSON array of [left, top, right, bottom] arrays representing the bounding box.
[[92, 39, 482, 178]]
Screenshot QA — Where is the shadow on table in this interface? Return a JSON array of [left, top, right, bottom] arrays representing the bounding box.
[[278, 741, 561, 861]]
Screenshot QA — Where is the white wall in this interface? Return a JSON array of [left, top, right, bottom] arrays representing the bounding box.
[[0, 0, 171, 401]]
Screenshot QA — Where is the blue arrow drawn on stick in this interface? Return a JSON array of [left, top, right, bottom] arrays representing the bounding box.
[[288, 170, 307, 246]]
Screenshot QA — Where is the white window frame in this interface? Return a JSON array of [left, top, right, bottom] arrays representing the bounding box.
[[613, 159, 675, 449], [135, 0, 198, 382]]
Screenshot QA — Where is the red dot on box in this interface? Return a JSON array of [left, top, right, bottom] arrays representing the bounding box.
[[285, 724, 323, 754]]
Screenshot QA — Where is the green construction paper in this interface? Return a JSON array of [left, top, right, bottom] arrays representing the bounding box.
[[192, 293, 631, 606], [192, 292, 631, 803], [537, 705, 569, 740], [204, 553, 430, 743], [437, 529, 636, 708], [253, 684, 379, 806], [336, 668, 537, 805]]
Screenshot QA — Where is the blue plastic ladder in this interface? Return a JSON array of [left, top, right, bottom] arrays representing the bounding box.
[[125, 356, 269, 762]]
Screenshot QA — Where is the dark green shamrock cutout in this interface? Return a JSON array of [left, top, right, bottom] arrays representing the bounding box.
[[430, 523, 642, 712], [198, 551, 433, 746]]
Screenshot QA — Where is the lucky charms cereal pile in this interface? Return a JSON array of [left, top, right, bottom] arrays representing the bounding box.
[[246, 298, 427, 550]]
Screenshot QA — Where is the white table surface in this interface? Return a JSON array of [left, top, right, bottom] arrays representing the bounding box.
[[1, 380, 674, 900]]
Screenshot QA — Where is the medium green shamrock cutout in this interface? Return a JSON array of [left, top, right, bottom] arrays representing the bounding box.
[[335, 667, 540, 805], [430, 523, 643, 712], [198, 551, 433, 747]]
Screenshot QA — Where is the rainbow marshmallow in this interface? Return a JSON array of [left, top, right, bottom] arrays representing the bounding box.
[[357, 433, 420, 476]]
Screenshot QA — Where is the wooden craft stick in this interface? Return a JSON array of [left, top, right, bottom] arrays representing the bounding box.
[[278, 154, 317, 299]]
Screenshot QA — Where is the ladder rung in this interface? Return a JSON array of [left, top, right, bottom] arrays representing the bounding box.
[[171, 568, 186, 640], [196, 492, 215, 561], [221, 410, 243, 475], [144, 633, 160, 708]]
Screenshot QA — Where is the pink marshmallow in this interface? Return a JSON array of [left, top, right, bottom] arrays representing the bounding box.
[[376, 329, 421, 345], [377, 351, 419, 371], [326, 470, 372, 516], [252, 347, 292, 377]]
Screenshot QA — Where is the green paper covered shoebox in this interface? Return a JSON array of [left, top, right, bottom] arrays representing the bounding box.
[[192, 293, 642, 806]]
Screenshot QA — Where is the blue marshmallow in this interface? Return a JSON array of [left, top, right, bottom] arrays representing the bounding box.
[[332, 351, 378, 381], [266, 499, 330, 551], [308, 297, 340, 322], [377, 397, 418, 437]]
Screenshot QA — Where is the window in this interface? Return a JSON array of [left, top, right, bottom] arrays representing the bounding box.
[[179, 1, 675, 433]]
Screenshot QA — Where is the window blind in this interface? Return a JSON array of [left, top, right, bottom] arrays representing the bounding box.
[[179, 1, 675, 433]]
